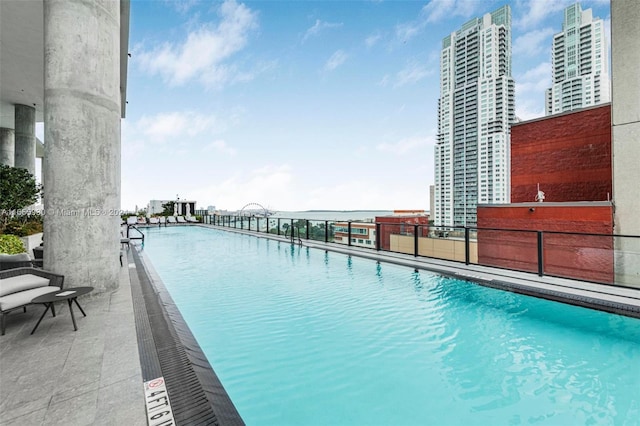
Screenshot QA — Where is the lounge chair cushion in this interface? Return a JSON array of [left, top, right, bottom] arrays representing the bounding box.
[[0, 286, 60, 311], [0, 274, 51, 297]]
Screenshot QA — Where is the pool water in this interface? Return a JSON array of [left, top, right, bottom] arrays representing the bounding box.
[[142, 226, 640, 425]]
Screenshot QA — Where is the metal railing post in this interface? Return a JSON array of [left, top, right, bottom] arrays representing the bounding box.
[[465, 227, 470, 265], [306, 220, 310, 240], [325, 220, 328, 243], [376, 223, 381, 251], [537, 231, 544, 276], [414, 224, 419, 257], [348, 222, 352, 247]]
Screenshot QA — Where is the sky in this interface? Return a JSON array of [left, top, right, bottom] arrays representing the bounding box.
[[117, 0, 611, 213]]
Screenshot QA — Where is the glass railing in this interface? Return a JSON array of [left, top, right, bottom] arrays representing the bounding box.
[[201, 215, 640, 289]]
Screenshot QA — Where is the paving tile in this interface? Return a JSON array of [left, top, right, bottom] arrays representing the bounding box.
[[56, 354, 104, 393], [44, 387, 98, 426], [1, 261, 150, 426], [0, 395, 50, 423], [50, 381, 97, 405], [94, 375, 147, 426], [2, 365, 59, 412], [2, 406, 47, 426]]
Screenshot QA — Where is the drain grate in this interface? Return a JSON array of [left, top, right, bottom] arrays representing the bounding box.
[[129, 248, 244, 425]]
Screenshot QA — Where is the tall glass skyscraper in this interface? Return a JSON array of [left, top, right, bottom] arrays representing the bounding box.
[[434, 5, 515, 227], [545, 3, 610, 115]]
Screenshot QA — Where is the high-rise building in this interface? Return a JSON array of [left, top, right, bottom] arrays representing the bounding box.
[[545, 3, 609, 115], [434, 5, 515, 227]]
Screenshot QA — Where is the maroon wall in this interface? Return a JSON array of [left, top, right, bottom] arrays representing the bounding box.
[[511, 105, 612, 203], [477, 205, 614, 283], [375, 216, 429, 251]]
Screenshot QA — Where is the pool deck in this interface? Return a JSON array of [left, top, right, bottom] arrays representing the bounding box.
[[1, 224, 639, 425], [0, 259, 146, 425]]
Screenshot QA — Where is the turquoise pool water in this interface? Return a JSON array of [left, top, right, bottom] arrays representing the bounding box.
[[142, 226, 640, 425]]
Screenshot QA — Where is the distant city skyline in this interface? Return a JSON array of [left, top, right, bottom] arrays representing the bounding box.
[[60, 0, 611, 213]]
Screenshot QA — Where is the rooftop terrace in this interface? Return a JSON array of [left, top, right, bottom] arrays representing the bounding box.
[[2, 225, 639, 424]]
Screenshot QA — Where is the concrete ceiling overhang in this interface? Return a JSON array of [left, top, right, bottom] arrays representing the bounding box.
[[0, 0, 130, 129], [0, 0, 44, 128]]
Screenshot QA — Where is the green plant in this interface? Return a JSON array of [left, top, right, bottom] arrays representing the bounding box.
[[161, 201, 175, 216], [0, 234, 26, 254], [0, 213, 43, 237], [0, 165, 40, 220]]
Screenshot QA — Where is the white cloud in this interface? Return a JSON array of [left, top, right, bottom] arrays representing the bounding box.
[[303, 19, 343, 42], [515, 99, 545, 122], [513, 28, 555, 56], [395, 21, 425, 43], [394, 62, 434, 87], [421, 0, 481, 24], [514, 0, 574, 30], [203, 139, 237, 156], [324, 50, 348, 71], [365, 33, 382, 48], [515, 62, 551, 95], [379, 57, 437, 88], [514, 62, 550, 121], [166, 0, 200, 14], [304, 179, 428, 211], [394, 0, 481, 43], [376, 135, 432, 155], [136, 0, 257, 88], [137, 111, 221, 143], [189, 164, 293, 210], [421, 0, 456, 23]]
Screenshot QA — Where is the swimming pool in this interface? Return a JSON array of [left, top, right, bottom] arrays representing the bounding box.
[[141, 226, 640, 425]]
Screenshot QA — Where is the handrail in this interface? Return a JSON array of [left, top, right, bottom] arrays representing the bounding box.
[[127, 224, 145, 246], [204, 214, 640, 288]]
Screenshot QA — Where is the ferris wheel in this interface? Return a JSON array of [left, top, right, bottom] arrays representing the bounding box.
[[239, 202, 273, 217]]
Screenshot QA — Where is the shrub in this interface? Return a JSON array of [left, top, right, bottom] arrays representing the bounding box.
[[0, 214, 43, 237], [0, 234, 26, 254], [0, 165, 41, 227]]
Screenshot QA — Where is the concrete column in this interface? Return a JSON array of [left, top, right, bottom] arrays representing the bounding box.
[[43, 0, 122, 292], [14, 105, 36, 174], [612, 0, 640, 287], [0, 128, 15, 166]]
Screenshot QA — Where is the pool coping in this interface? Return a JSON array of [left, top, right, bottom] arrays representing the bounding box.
[[128, 245, 245, 426]]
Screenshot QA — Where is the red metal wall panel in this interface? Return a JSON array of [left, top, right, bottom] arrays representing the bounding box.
[[477, 205, 614, 283], [511, 105, 612, 203], [375, 216, 429, 251]]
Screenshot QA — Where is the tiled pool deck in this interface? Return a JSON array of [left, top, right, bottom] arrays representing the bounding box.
[[1, 224, 639, 425], [0, 258, 146, 425]]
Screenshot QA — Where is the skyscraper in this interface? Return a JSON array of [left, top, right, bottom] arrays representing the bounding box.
[[434, 5, 515, 228], [545, 3, 610, 115]]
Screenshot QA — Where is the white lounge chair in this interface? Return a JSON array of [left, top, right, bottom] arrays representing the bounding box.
[[176, 216, 187, 224], [148, 217, 159, 225], [166, 216, 177, 224], [186, 216, 198, 223]]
